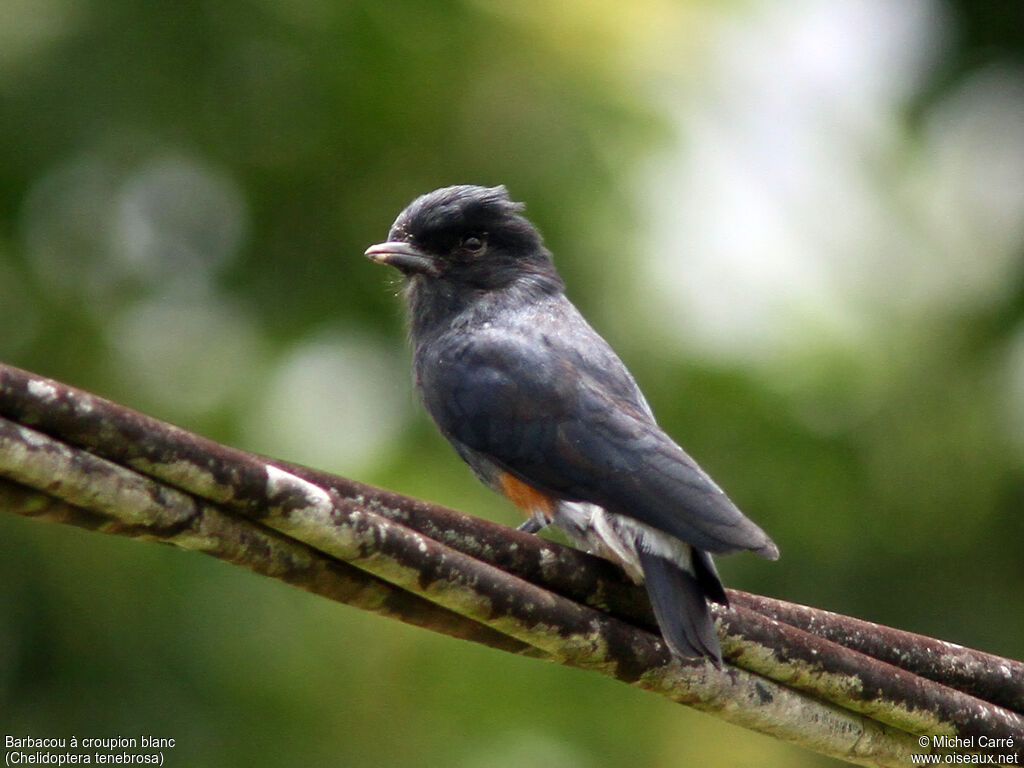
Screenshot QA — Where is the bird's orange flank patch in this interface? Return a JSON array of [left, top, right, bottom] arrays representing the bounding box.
[[498, 472, 555, 515]]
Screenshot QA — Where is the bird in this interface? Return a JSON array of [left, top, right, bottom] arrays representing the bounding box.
[[365, 184, 778, 664]]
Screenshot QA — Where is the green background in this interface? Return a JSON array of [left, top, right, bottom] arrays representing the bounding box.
[[1, 1, 1023, 765]]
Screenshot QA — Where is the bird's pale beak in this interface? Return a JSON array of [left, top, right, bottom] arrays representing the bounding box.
[[364, 241, 440, 277]]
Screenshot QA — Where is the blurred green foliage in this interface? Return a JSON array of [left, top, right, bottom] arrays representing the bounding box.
[[1, 1, 1023, 766]]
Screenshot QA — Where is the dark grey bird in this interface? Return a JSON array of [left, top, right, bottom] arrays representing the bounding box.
[[365, 184, 778, 663]]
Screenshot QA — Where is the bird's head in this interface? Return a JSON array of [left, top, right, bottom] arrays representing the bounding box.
[[365, 185, 562, 294]]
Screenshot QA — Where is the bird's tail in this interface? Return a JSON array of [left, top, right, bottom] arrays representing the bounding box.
[[637, 548, 727, 665]]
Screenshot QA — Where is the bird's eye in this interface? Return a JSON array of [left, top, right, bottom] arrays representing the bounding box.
[[461, 234, 485, 253]]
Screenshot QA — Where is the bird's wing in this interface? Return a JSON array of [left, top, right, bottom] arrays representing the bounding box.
[[421, 328, 778, 559]]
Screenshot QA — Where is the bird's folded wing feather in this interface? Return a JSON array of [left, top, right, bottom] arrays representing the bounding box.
[[422, 333, 778, 559]]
